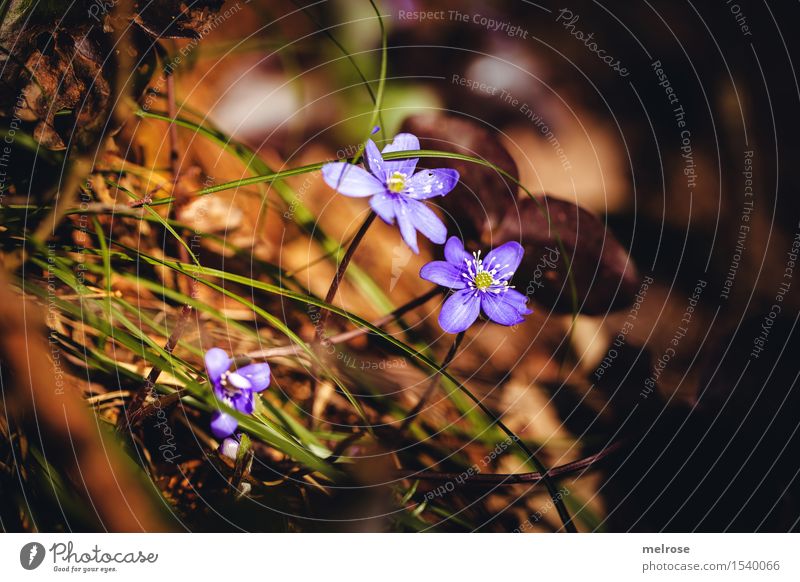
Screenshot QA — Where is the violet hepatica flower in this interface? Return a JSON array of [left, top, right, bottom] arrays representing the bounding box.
[[321, 133, 459, 253], [420, 237, 533, 333], [204, 348, 270, 438], [219, 437, 241, 460]]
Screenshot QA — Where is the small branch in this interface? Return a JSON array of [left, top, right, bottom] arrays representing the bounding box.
[[247, 287, 442, 360], [165, 74, 184, 199], [395, 440, 624, 486], [117, 304, 193, 432], [400, 331, 464, 432], [317, 211, 377, 335]]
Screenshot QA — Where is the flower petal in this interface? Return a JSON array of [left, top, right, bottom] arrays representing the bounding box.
[[364, 139, 386, 178], [220, 437, 240, 459], [236, 363, 271, 392], [232, 390, 256, 415], [369, 192, 397, 224], [321, 162, 386, 197], [226, 372, 251, 391], [444, 236, 472, 266], [484, 241, 524, 279], [394, 198, 419, 253], [481, 290, 532, 326], [438, 288, 481, 333], [382, 133, 420, 152], [404, 168, 459, 199], [420, 260, 467, 289], [210, 411, 238, 438], [205, 348, 231, 383], [502, 288, 532, 311], [405, 198, 447, 245], [212, 382, 226, 401], [381, 133, 420, 176]]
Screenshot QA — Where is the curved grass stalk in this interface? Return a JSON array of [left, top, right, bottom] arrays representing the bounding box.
[[400, 331, 464, 433], [112, 180, 202, 267], [81, 258, 260, 341], [291, 0, 387, 141], [132, 250, 576, 532]]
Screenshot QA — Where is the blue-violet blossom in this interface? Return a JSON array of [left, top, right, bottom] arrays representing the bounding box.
[[420, 237, 533, 333], [204, 348, 270, 439], [321, 133, 459, 253]]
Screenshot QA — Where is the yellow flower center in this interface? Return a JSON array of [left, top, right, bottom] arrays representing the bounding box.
[[387, 171, 406, 193], [474, 270, 494, 290]]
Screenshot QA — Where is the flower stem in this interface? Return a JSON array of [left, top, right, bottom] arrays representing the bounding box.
[[400, 331, 464, 432], [318, 210, 377, 335]]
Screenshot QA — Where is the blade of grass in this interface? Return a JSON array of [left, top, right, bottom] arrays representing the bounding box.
[[131, 250, 576, 531]]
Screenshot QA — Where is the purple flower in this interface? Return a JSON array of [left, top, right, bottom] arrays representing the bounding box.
[[420, 237, 533, 333], [219, 437, 241, 460], [321, 133, 459, 253], [204, 348, 270, 438]]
